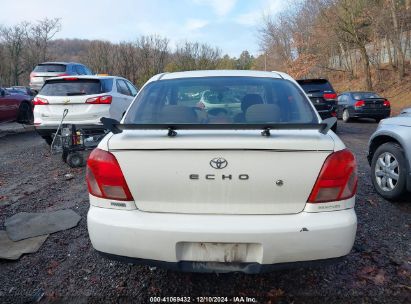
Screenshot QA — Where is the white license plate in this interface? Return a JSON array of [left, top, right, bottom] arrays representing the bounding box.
[[176, 242, 262, 263]]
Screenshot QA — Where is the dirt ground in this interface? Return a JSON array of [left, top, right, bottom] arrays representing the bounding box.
[[0, 121, 410, 303]]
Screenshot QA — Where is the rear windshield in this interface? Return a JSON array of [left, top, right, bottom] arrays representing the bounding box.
[[39, 79, 113, 96], [352, 92, 381, 100], [34, 64, 66, 73], [124, 77, 317, 124], [297, 80, 333, 93]]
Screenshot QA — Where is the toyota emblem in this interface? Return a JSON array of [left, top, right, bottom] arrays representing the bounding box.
[[210, 157, 228, 169]]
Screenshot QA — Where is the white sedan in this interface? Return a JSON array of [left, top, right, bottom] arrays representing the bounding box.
[[86, 70, 357, 273]]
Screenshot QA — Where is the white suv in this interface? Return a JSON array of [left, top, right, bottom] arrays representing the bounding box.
[[33, 76, 138, 144], [86, 70, 357, 273]]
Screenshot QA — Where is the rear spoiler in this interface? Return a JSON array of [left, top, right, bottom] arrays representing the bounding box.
[[101, 117, 337, 137]]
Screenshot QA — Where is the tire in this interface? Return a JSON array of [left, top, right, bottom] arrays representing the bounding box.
[[375, 118, 382, 123], [342, 109, 351, 123], [371, 142, 408, 200], [17, 102, 33, 124], [66, 152, 85, 168]]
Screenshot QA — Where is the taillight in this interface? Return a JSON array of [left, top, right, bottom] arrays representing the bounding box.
[[86, 95, 112, 104], [63, 77, 78, 81], [323, 93, 337, 100], [354, 100, 365, 108], [57, 73, 69, 76], [33, 97, 49, 105], [86, 148, 133, 201], [308, 149, 357, 203], [383, 100, 390, 107]]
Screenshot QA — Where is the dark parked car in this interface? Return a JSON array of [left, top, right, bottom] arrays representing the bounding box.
[[337, 91, 391, 123], [29, 62, 93, 92], [296, 78, 337, 131], [368, 108, 411, 200], [6, 86, 35, 97], [0, 88, 33, 124]]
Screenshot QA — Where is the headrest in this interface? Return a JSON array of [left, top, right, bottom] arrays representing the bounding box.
[[245, 104, 281, 123], [159, 105, 198, 123], [241, 94, 263, 112]]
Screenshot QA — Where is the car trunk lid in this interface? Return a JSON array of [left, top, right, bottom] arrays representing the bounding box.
[[362, 98, 385, 109], [108, 130, 335, 215]]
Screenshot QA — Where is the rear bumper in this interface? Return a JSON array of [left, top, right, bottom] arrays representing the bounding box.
[[35, 124, 106, 137], [99, 251, 345, 273], [87, 205, 357, 273], [350, 108, 390, 119]]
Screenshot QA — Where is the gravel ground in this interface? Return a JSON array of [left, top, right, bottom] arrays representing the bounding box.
[[0, 121, 410, 304]]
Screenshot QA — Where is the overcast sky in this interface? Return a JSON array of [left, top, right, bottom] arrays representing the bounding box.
[[1, 0, 287, 57]]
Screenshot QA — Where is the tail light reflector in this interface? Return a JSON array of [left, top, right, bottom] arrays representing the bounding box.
[[86, 95, 112, 104], [308, 149, 357, 203], [87, 148, 133, 201], [323, 93, 337, 100], [383, 100, 390, 107], [33, 97, 49, 105], [354, 100, 365, 108]]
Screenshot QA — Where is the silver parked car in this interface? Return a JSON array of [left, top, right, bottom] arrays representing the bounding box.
[[30, 62, 93, 92], [368, 108, 411, 200]]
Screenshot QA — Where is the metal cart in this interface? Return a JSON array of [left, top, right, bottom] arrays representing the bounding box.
[[50, 109, 107, 167]]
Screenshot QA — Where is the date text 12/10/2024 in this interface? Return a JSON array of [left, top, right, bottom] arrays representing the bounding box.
[[149, 296, 258, 303]]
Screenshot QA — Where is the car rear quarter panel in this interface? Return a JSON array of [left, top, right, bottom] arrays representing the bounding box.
[[369, 124, 411, 174]]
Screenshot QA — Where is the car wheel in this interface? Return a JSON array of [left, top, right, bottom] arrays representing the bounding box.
[[342, 109, 351, 122], [371, 142, 407, 200], [66, 152, 85, 168], [17, 102, 33, 124]]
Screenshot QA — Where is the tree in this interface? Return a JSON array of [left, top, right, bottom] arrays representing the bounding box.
[[385, 0, 410, 80], [259, 13, 295, 71], [217, 54, 237, 69], [236, 50, 254, 69], [25, 18, 61, 70], [326, 0, 375, 90], [166, 42, 221, 72], [0, 22, 27, 85]]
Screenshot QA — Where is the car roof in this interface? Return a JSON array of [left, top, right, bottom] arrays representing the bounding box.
[[38, 62, 84, 65], [45, 75, 121, 81], [296, 78, 329, 82], [340, 91, 379, 95], [147, 70, 290, 82]]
